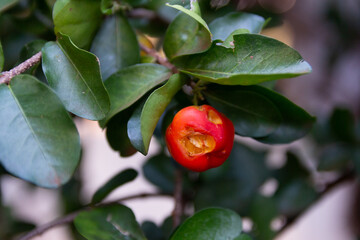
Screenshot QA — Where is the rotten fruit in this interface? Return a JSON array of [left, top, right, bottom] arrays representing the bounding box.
[[165, 105, 235, 172]]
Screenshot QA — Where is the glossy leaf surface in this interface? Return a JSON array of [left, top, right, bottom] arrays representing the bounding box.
[[42, 33, 110, 120], [91, 14, 140, 80], [128, 74, 185, 155], [74, 205, 146, 240], [209, 12, 265, 40], [173, 34, 312, 85], [0, 75, 80, 188], [163, 4, 211, 60], [171, 208, 242, 240], [53, 0, 102, 49], [101, 63, 171, 127], [204, 85, 282, 138], [91, 169, 138, 204]]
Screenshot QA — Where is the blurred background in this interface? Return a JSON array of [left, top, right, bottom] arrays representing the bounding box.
[[0, 0, 359, 239]]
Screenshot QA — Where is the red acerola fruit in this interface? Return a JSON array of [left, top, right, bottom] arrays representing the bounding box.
[[165, 105, 235, 172]]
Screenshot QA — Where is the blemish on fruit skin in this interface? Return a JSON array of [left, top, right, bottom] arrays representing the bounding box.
[[207, 110, 223, 125]]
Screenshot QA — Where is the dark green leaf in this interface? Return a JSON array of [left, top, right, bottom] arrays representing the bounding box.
[[141, 221, 165, 240], [91, 14, 140, 80], [235, 234, 253, 240], [0, 41, 3, 71], [128, 73, 185, 154], [53, 0, 102, 49], [275, 179, 317, 217], [0, 0, 19, 13], [173, 34, 312, 85], [143, 154, 175, 193], [248, 195, 277, 240], [209, 12, 265, 40], [251, 86, 315, 144], [42, 33, 110, 120], [318, 144, 352, 171], [195, 142, 269, 214], [91, 169, 138, 204], [171, 208, 242, 240], [106, 108, 137, 157], [101, 63, 172, 127], [0, 75, 80, 188], [329, 108, 356, 142], [74, 204, 146, 240], [163, 5, 211, 60], [204, 85, 282, 138]]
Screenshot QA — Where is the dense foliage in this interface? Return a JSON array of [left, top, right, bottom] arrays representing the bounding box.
[[0, 0, 358, 240]]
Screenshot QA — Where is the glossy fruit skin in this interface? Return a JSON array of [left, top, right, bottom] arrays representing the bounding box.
[[165, 105, 235, 172]]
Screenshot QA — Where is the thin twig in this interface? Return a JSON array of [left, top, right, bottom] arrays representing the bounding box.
[[139, 44, 178, 73], [0, 52, 42, 85], [172, 169, 183, 228], [276, 171, 356, 236], [18, 192, 171, 240]]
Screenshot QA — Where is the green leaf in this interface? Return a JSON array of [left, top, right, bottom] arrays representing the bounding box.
[[127, 73, 185, 155], [91, 14, 140, 80], [170, 208, 242, 240], [204, 85, 282, 138], [163, 4, 211, 60], [318, 144, 352, 171], [222, 29, 249, 48], [143, 154, 175, 194], [53, 0, 102, 49], [74, 204, 146, 240], [251, 86, 315, 144], [91, 169, 138, 204], [42, 33, 110, 121], [275, 179, 317, 217], [235, 234, 252, 240], [173, 34, 312, 85], [209, 12, 265, 40], [0, 41, 3, 72], [0, 0, 19, 13], [329, 108, 356, 142], [141, 221, 165, 240], [106, 108, 137, 157], [0, 75, 80, 188], [100, 63, 172, 127]]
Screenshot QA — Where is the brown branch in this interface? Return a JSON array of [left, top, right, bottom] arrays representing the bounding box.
[[276, 171, 356, 236], [139, 44, 178, 73], [17, 192, 171, 240], [172, 169, 183, 228], [0, 52, 42, 85]]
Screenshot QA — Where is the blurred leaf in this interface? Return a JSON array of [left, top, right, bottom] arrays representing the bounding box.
[[92, 169, 138, 204], [248, 195, 277, 240], [251, 87, 315, 144], [329, 108, 356, 142], [19, 40, 46, 74], [274, 152, 310, 190], [106, 108, 137, 157], [0, 41, 3, 71], [74, 204, 146, 240], [204, 85, 282, 138], [318, 143, 352, 171], [128, 74, 185, 155], [235, 234, 253, 240], [170, 208, 242, 240], [53, 0, 102, 49], [163, 5, 211, 60], [275, 179, 317, 217], [101, 63, 171, 127], [42, 33, 110, 120], [143, 154, 175, 193], [0, 0, 19, 13], [141, 221, 165, 240], [209, 12, 265, 40], [0, 75, 80, 188], [173, 34, 312, 85], [91, 14, 140, 80], [195, 142, 269, 215]]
